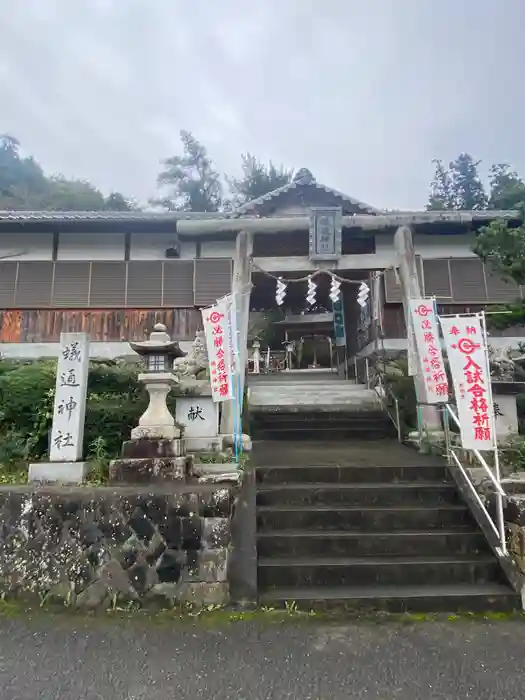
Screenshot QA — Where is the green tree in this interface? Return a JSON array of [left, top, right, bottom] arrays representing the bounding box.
[[426, 159, 454, 210], [104, 191, 135, 210], [488, 164, 525, 210], [0, 135, 133, 211], [43, 176, 107, 210], [426, 154, 486, 210], [227, 153, 293, 207], [152, 130, 222, 212], [449, 153, 487, 210], [0, 134, 48, 208], [473, 204, 525, 330], [473, 203, 525, 285]]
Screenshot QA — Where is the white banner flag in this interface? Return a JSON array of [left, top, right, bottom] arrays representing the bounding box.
[[201, 299, 234, 403], [439, 314, 496, 451], [408, 299, 449, 403]]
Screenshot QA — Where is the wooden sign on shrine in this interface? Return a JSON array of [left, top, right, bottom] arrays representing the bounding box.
[[309, 207, 342, 261]]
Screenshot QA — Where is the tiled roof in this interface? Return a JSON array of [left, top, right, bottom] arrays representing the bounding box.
[[0, 210, 231, 223], [235, 168, 381, 215]]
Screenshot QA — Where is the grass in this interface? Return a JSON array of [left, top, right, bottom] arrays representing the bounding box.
[[0, 596, 523, 627], [0, 465, 28, 485]]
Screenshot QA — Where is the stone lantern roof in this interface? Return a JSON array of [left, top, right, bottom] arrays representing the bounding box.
[[129, 323, 186, 359]]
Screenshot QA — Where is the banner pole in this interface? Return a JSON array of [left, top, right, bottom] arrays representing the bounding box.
[[479, 310, 506, 553]]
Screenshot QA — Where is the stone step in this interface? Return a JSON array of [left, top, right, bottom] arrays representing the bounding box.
[[249, 381, 352, 389], [252, 411, 389, 423], [251, 440, 441, 467], [257, 505, 473, 532], [251, 414, 395, 441], [257, 529, 490, 558], [252, 427, 395, 441], [248, 370, 343, 384], [248, 386, 382, 411], [252, 437, 517, 613], [257, 555, 501, 589], [258, 584, 520, 613], [256, 482, 460, 508], [256, 464, 450, 485]]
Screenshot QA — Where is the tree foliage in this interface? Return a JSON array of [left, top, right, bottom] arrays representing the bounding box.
[[227, 153, 293, 207], [488, 164, 525, 210], [0, 134, 134, 211], [427, 159, 454, 211], [426, 153, 487, 210], [2, 131, 296, 215], [152, 130, 222, 212], [151, 132, 294, 212], [473, 203, 525, 285], [450, 153, 487, 210]]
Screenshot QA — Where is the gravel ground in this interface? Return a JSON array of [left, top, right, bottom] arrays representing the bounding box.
[[0, 612, 524, 699]]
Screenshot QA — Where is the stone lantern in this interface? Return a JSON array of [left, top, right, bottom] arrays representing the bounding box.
[[251, 336, 261, 375], [129, 323, 185, 440], [284, 340, 294, 371], [108, 323, 188, 484]]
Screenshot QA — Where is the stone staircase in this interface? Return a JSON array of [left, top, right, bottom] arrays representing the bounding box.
[[249, 370, 394, 441], [254, 440, 519, 612]]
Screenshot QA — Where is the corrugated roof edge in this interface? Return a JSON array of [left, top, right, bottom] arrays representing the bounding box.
[[0, 210, 235, 222], [0, 208, 519, 228]]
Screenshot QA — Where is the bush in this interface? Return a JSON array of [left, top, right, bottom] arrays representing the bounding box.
[[376, 357, 418, 434], [0, 359, 150, 463]]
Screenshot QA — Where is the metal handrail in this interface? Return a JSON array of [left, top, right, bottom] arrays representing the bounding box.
[[361, 357, 403, 443], [357, 349, 508, 554], [373, 371, 402, 443], [444, 403, 507, 555]]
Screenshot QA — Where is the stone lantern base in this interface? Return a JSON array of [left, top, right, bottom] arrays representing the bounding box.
[[109, 437, 188, 484]]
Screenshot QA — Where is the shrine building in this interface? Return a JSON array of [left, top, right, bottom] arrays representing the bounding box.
[[0, 168, 523, 365]]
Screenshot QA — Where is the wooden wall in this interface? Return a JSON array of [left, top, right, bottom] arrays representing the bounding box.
[[0, 309, 202, 343], [382, 304, 525, 339]]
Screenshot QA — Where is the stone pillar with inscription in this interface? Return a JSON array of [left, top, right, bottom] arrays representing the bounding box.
[[492, 381, 523, 442], [29, 333, 90, 484], [176, 389, 221, 453]]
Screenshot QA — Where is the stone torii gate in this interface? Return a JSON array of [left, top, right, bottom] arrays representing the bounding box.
[[180, 211, 508, 437]]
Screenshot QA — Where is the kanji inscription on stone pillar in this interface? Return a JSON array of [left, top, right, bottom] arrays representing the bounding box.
[[49, 333, 90, 462]]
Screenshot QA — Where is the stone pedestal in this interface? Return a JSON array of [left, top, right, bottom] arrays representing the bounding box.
[[29, 461, 90, 485], [222, 433, 253, 453], [176, 392, 221, 452], [109, 438, 187, 484], [131, 373, 179, 440]]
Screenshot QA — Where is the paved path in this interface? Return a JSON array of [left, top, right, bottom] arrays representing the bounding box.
[[0, 613, 523, 699]]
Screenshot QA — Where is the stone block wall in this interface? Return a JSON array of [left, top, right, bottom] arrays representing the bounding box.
[[0, 483, 235, 608], [503, 495, 525, 574]]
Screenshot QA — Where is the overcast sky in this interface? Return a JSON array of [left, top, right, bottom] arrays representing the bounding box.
[[1, 0, 524, 210]]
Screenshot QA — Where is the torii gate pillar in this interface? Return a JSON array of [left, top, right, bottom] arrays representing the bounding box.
[[220, 231, 253, 446], [393, 226, 442, 434]]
